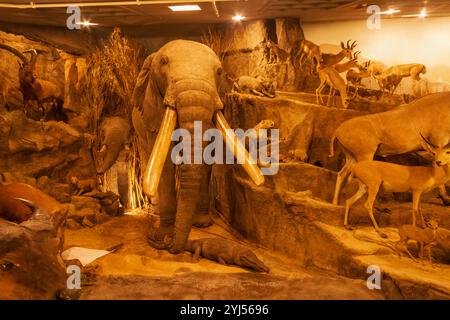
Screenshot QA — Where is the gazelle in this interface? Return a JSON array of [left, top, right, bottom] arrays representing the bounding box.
[[344, 134, 450, 238], [319, 52, 363, 107], [316, 65, 350, 109], [292, 39, 322, 74], [346, 68, 369, 98], [321, 40, 357, 67]]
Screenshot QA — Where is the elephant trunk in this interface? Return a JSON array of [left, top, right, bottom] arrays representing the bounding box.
[[168, 83, 217, 253]]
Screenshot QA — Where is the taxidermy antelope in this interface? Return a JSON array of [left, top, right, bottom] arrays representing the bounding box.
[[378, 73, 403, 98], [316, 65, 350, 109], [330, 92, 450, 206], [292, 39, 322, 74], [346, 68, 369, 98], [0, 44, 63, 120], [321, 40, 357, 67], [344, 134, 450, 238], [378, 63, 426, 95]]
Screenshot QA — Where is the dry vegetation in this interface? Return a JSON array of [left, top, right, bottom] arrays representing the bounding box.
[[82, 28, 150, 211]]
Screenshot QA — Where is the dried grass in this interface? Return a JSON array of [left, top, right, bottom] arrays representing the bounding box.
[[82, 27, 147, 136], [82, 28, 150, 211]]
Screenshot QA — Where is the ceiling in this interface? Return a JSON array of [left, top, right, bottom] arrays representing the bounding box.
[[0, 0, 450, 27]]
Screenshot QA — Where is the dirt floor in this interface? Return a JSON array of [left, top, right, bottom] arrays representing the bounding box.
[[64, 214, 385, 300]]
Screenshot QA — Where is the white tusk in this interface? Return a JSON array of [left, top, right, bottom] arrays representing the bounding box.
[[143, 107, 177, 198], [214, 111, 265, 186], [99, 144, 107, 153]]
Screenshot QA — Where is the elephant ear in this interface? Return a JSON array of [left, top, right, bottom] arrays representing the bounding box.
[[132, 53, 155, 112], [132, 52, 166, 133]]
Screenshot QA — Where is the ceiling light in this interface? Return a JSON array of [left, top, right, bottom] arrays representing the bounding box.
[[169, 5, 201, 11], [380, 8, 400, 15], [232, 14, 245, 22], [419, 8, 427, 18], [75, 21, 98, 27]]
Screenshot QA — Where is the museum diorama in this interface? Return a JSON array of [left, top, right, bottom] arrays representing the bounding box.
[[1, 0, 450, 300]]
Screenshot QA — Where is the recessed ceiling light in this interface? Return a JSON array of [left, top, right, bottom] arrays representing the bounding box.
[[75, 21, 98, 27], [419, 8, 427, 18], [169, 5, 201, 12], [380, 8, 400, 15], [232, 14, 245, 22]]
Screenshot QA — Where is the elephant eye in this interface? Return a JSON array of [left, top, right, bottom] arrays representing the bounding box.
[[160, 55, 169, 65], [1, 261, 15, 271]]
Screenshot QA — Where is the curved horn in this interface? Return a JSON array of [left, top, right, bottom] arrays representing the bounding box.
[[0, 44, 28, 64], [346, 40, 351, 48], [420, 133, 437, 149], [351, 41, 357, 49]]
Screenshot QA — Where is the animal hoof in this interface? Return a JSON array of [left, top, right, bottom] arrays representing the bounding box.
[[344, 225, 354, 231]]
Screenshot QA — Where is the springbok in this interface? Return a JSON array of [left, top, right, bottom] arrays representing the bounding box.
[[321, 40, 357, 67], [346, 68, 370, 98], [330, 92, 450, 206], [292, 39, 322, 74], [329, 51, 366, 101], [316, 65, 350, 109], [344, 134, 450, 238]]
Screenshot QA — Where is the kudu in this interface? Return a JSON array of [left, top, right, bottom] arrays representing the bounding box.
[[344, 134, 450, 238], [330, 92, 450, 206]]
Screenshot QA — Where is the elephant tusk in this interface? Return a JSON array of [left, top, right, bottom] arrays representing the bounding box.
[[99, 144, 107, 153], [214, 111, 265, 186], [143, 107, 177, 198]]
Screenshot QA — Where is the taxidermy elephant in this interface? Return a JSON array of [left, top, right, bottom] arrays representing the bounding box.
[[96, 116, 131, 174], [96, 116, 131, 206], [132, 40, 264, 254]]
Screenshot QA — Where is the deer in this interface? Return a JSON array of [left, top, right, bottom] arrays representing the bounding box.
[[321, 40, 357, 67], [316, 65, 350, 109], [0, 44, 64, 120], [292, 39, 322, 74], [330, 92, 450, 207], [344, 134, 450, 238]]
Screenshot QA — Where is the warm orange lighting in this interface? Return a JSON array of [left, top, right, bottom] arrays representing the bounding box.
[[419, 8, 427, 18], [232, 14, 245, 22], [76, 21, 99, 27], [169, 5, 201, 11], [380, 8, 400, 15]]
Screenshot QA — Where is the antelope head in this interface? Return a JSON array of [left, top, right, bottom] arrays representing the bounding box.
[[420, 133, 450, 166], [340, 40, 357, 59]]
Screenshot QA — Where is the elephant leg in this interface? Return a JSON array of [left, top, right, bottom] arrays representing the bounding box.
[[147, 151, 177, 250], [170, 163, 208, 254], [192, 165, 213, 228]]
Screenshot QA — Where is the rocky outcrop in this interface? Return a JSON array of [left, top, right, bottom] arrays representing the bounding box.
[[0, 184, 67, 299]]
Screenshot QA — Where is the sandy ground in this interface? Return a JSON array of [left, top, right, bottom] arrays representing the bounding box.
[[64, 214, 385, 300]]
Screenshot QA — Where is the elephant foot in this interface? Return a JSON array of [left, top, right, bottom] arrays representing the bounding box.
[[192, 213, 213, 228], [147, 226, 174, 250]]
